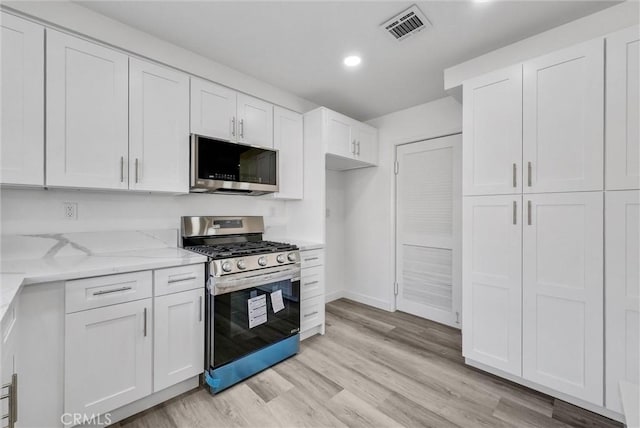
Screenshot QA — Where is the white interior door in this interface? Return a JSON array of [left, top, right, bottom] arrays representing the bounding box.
[[522, 191, 603, 405], [396, 134, 462, 328]]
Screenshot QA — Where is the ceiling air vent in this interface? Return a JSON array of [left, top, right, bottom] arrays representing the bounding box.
[[381, 5, 431, 42]]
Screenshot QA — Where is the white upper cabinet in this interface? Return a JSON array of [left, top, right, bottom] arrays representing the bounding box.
[[129, 58, 189, 193], [1, 13, 44, 187], [523, 39, 604, 193], [273, 106, 303, 200], [462, 195, 522, 376], [606, 26, 640, 191], [326, 110, 354, 159], [46, 29, 129, 190], [190, 77, 237, 142], [236, 93, 273, 148], [324, 108, 378, 170], [605, 190, 640, 413], [463, 65, 522, 196], [522, 191, 603, 405]]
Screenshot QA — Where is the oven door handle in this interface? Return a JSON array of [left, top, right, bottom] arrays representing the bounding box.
[[211, 266, 300, 295]]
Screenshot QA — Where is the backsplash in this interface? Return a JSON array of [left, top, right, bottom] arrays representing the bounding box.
[[0, 188, 289, 237]]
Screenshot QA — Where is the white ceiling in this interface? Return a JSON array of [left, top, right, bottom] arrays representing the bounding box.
[[77, 1, 618, 121]]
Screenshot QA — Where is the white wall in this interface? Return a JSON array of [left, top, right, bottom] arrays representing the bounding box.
[[0, 1, 317, 240], [325, 170, 346, 301], [340, 97, 462, 311], [445, 1, 639, 90]]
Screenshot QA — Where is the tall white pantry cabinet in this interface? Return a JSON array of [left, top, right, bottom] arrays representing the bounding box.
[[462, 25, 639, 416]]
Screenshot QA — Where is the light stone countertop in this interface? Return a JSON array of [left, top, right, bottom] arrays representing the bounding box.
[[0, 230, 207, 322], [266, 237, 324, 251]]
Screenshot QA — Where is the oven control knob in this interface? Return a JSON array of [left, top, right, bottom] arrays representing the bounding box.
[[287, 252, 297, 262], [258, 256, 267, 267], [237, 260, 247, 270], [222, 261, 232, 273], [276, 254, 286, 263]]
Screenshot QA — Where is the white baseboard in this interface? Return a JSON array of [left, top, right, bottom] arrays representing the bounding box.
[[466, 359, 624, 423], [342, 291, 394, 312], [325, 290, 346, 303]]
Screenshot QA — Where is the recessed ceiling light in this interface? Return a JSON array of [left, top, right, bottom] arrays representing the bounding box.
[[343, 55, 361, 67], [474, 0, 491, 3]]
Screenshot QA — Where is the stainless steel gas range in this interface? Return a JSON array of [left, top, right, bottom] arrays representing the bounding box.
[[181, 216, 300, 394]]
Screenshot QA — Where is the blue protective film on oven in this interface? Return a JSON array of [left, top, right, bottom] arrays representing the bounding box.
[[205, 333, 300, 394]]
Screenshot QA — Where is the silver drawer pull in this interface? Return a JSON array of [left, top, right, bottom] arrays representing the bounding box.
[[304, 311, 319, 318], [527, 161, 532, 187], [304, 281, 319, 286], [512, 163, 517, 188], [199, 296, 203, 322], [0, 393, 9, 400], [143, 307, 148, 337], [168, 276, 197, 284], [304, 257, 319, 262], [512, 200, 517, 225], [93, 286, 132, 296]]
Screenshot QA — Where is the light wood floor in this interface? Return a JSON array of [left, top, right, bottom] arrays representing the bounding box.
[[115, 299, 622, 428]]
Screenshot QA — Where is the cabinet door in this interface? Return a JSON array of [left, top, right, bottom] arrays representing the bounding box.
[[154, 288, 204, 392], [46, 30, 129, 189], [523, 39, 604, 193], [190, 77, 237, 142], [605, 190, 640, 413], [326, 110, 354, 159], [1, 13, 44, 186], [462, 65, 522, 196], [129, 58, 189, 193], [462, 195, 522, 376], [522, 192, 603, 405], [355, 125, 378, 166], [65, 299, 152, 416], [273, 106, 303, 199], [236, 93, 273, 148], [0, 299, 17, 425], [606, 26, 640, 191]]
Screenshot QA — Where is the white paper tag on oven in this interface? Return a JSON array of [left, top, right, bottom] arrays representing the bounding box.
[[247, 294, 267, 329], [270, 289, 285, 313]]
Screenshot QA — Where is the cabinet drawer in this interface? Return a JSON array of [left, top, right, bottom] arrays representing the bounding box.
[[154, 264, 205, 296], [300, 295, 325, 332], [300, 249, 324, 269], [301, 265, 324, 300], [66, 271, 152, 313]]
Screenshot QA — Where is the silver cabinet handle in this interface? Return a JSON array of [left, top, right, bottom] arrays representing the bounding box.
[[135, 158, 139, 183], [93, 286, 132, 296], [1, 373, 17, 428], [239, 119, 244, 138], [304, 257, 320, 262], [513, 200, 517, 225], [357, 141, 361, 156], [527, 161, 532, 187], [304, 280, 319, 286], [167, 275, 197, 284], [120, 156, 125, 183], [231, 117, 236, 137], [351, 139, 356, 155], [199, 296, 203, 322], [303, 311, 319, 318], [527, 200, 532, 225], [143, 307, 148, 337], [512, 163, 517, 188]]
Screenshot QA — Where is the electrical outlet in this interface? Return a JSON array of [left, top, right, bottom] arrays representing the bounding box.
[[63, 202, 78, 220]]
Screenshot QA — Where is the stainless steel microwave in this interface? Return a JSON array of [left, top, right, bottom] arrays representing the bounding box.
[[190, 134, 279, 195]]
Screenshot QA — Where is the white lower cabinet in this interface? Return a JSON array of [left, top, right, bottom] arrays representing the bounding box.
[[522, 192, 603, 405], [463, 192, 604, 407], [605, 190, 640, 413], [299, 248, 325, 339], [153, 288, 204, 392], [65, 298, 153, 416], [462, 195, 522, 376]]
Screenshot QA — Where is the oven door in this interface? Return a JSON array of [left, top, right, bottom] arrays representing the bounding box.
[[191, 134, 278, 195], [209, 265, 300, 369]]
